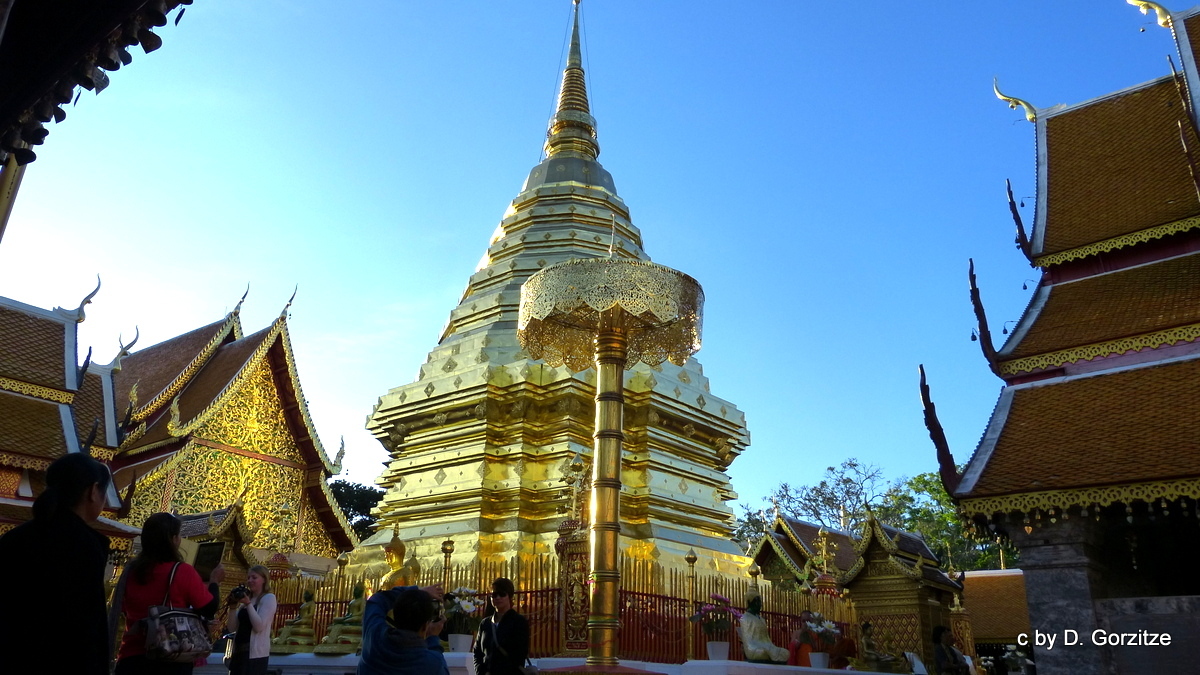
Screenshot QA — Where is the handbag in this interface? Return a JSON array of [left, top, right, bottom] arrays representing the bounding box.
[[144, 562, 212, 662], [489, 617, 538, 675]]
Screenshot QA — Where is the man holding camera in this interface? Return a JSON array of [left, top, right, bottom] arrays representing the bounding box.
[[358, 584, 447, 675]]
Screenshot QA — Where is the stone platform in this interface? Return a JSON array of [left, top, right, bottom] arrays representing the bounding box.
[[196, 652, 897, 675]]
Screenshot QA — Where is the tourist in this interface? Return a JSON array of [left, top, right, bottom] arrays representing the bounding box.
[[932, 625, 970, 675], [114, 512, 217, 674], [473, 578, 530, 675], [358, 584, 447, 675], [786, 610, 815, 667], [225, 565, 278, 675], [0, 453, 112, 675]]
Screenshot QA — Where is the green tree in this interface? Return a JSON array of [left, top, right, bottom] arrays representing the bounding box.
[[879, 471, 1018, 571], [731, 503, 772, 553], [329, 480, 384, 540], [768, 458, 900, 533]]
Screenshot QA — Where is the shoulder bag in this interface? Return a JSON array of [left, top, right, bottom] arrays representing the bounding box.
[[144, 562, 212, 662], [488, 616, 538, 675]]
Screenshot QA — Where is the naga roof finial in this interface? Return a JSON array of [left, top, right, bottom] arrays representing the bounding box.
[[994, 78, 1037, 123], [73, 275, 102, 323], [281, 284, 298, 318], [112, 326, 140, 372], [332, 436, 346, 474], [234, 284, 250, 315], [1129, 0, 1172, 28]]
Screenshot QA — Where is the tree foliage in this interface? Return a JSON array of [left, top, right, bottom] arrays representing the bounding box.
[[329, 479, 384, 540], [736, 459, 1019, 572]]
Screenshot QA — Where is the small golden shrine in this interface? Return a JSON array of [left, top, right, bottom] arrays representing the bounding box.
[[750, 514, 966, 666], [365, 2, 749, 573]]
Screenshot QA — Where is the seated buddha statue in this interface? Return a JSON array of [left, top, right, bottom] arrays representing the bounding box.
[[314, 583, 366, 654], [271, 591, 316, 652], [738, 589, 789, 663]]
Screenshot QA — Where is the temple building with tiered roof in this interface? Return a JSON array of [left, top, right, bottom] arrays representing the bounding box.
[[925, 3, 1200, 673], [366, 5, 750, 573]]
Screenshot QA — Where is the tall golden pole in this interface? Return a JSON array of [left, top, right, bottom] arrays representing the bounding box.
[[588, 308, 626, 665], [518, 257, 703, 673]]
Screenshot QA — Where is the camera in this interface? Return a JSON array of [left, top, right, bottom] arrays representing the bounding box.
[[229, 584, 250, 601]]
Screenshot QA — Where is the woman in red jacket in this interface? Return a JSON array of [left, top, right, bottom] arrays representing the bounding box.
[[115, 512, 216, 675]]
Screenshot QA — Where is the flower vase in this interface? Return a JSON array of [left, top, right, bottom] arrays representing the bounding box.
[[706, 640, 730, 660], [808, 652, 829, 669], [448, 634, 474, 652]]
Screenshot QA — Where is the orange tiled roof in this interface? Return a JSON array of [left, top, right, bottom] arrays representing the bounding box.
[[962, 356, 1200, 498], [113, 318, 229, 415], [962, 570, 1030, 642], [1003, 252, 1200, 361], [129, 326, 272, 451], [1041, 78, 1200, 256], [73, 370, 111, 448], [0, 391, 69, 460], [0, 305, 66, 390]]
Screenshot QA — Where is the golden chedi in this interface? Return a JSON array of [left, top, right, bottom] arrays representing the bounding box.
[[365, 0, 749, 574]]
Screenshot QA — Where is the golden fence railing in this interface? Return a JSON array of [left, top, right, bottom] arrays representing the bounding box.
[[253, 553, 855, 664]]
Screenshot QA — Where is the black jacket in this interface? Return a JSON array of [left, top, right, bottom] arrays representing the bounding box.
[[0, 511, 112, 675], [473, 610, 530, 675]]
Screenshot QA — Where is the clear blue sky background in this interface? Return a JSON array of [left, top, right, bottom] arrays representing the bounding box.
[[0, 2, 1178, 512]]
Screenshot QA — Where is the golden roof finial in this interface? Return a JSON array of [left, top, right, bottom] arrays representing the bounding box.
[[73, 275, 102, 323], [233, 283, 249, 315], [545, 0, 599, 160], [1129, 0, 1172, 28], [994, 78, 1037, 123], [112, 326, 139, 372]]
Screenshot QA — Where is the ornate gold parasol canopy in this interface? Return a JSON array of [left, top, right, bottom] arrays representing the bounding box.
[[517, 258, 703, 372]]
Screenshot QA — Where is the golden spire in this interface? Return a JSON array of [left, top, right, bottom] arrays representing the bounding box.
[[545, 0, 599, 160]]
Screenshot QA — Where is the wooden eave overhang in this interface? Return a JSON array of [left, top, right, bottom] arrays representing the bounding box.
[[0, 0, 196, 164], [956, 353, 1200, 519], [996, 252, 1200, 376]]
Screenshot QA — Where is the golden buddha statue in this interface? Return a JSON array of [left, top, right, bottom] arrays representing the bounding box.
[[271, 591, 316, 653], [313, 583, 366, 655]]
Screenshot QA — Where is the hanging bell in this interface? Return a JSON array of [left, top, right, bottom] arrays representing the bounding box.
[[139, 28, 163, 53]]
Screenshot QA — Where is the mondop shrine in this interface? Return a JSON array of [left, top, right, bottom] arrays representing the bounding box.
[[0, 2, 1196, 674]]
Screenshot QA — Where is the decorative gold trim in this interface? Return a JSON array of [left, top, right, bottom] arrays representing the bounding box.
[[107, 535, 133, 551], [131, 313, 240, 423], [316, 479, 360, 548], [0, 376, 73, 403], [0, 451, 52, 470], [90, 446, 116, 462], [998, 322, 1200, 374], [276, 321, 338, 475], [959, 477, 1200, 517], [1033, 215, 1200, 267]]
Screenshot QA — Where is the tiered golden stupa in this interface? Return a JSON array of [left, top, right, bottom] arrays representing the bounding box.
[[365, 4, 749, 573]]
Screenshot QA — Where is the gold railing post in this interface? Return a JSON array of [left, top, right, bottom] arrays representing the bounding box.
[[588, 307, 626, 666], [441, 539, 454, 591], [685, 549, 697, 661]]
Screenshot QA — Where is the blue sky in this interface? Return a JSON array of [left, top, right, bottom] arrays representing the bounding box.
[[0, 1, 1179, 512]]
